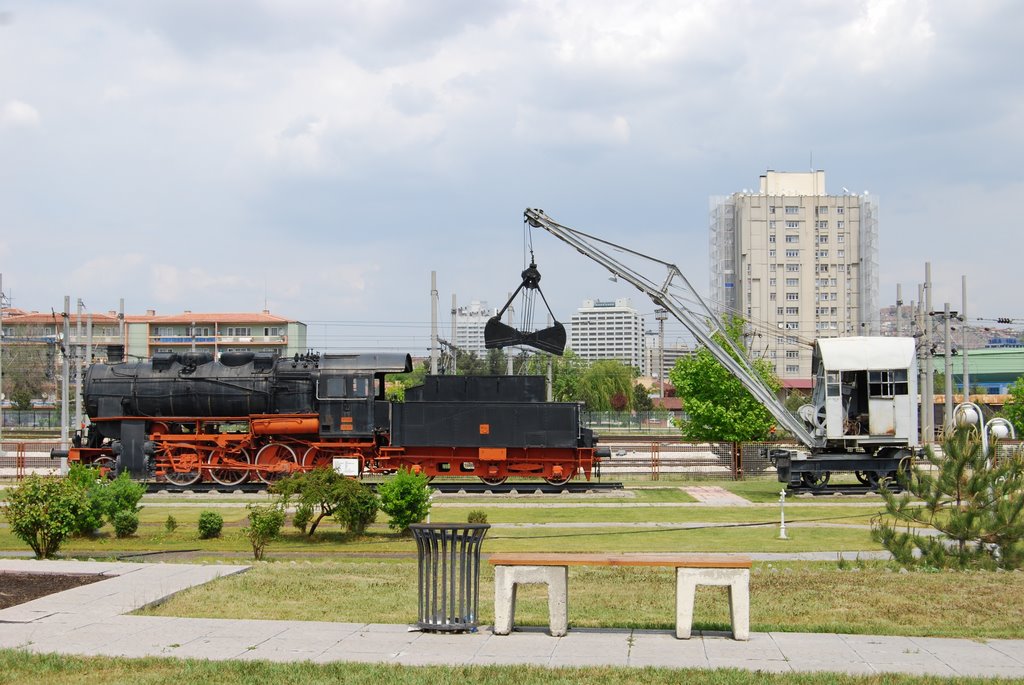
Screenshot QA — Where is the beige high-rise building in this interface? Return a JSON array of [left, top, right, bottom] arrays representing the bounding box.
[[709, 170, 879, 389]]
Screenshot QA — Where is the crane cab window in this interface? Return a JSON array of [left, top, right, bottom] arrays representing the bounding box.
[[826, 371, 841, 397], [317, 375, 373, 400], [868, 370, 908, 398]]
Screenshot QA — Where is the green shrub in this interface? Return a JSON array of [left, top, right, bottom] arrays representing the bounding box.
[[112, 510, 139, 538], [3, 476, 86, 558], [165, 515, 178, 533], [292, 501, 313, 533], [197, 510, 224, 539], [66, 464, 106, 535], [99, 472, 145, 524], [377, 467, 432, 533], [335, 479, 378, 534], [244, 504, 286, 560], [467, 510, 488, 524]]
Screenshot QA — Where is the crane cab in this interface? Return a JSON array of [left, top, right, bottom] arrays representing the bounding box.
[[807, 337, 919, 450]]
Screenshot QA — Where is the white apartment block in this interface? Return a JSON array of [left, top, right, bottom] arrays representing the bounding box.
[[453, 300, 496, 358], [709, 170, 879, 388], [569, 298, 646, 374], [644, 334, 693, 383]]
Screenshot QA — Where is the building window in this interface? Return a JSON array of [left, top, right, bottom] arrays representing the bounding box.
[[786, 365, 800, 373], [769, 278, 777, 286], [784, 322, 799, 329], [837, 250, 845, 258], [768, 234, 776, 243], [264, 327, 282, 336], [818, 235, 828, 244], [225, 327, 251, 336], [785, 234, 799, 243], [837, 220, 845, 229], [817, 250, 829, 258], [786, 264, 800, 272], [769, 292, 776, 301], [786, 293, 799, 301], [769, 206, 776, 214], [817, 206, 828, 215], [769, 220, 777, 230], [786, 350, 800, 359], [785, 206, 799, 214], [785, 278, 799, 286], [837, 234, 845, 243], [815, 220, 828, 229], [836, 207, 845, 215], [785, 249, 799, 258], [786, 307, 799, 315], [768, 249, 776, 258], [785, 221, 799, 229], [776, 307, 784, 315]]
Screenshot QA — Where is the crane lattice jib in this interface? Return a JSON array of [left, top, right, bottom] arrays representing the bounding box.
[[523, 208, 821, 449]]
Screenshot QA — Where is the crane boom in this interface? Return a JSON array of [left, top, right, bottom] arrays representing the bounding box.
[[523, 208, 821, 448]]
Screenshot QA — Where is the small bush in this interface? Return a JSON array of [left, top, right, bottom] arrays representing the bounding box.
[[335, 480, 378, 534], [66, 464, 106, 535], [197, 510, 224, 539], [244, 504, 286, 560], [99, 472, 145, 524], [165, 515, 178, 533], [377, 467, 432, 533], [292, 502, 313, 533], [112, 510, 139, 538], [3, 476, 85, 559], [467, 510, 488, 524]]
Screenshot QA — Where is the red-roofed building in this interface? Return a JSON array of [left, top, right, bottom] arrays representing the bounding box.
[[125, 309, 306, 361]]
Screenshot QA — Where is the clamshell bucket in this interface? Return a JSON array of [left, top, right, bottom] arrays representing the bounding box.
[[484, 261, 566, 356]]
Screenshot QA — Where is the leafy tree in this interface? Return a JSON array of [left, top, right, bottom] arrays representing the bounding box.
[[1004, 376, 1024, 437], [377, 467, 432, 533], [3, 476, 86, 558], [244, 504, 286, 560], [872, 424, 1024, 570], [784, 390, 810, 413], [272, 468, 377, 536], [668, 316, 780, 442], [485, 349, 508, 375], [0, 346, 52, 410], [633, 383, 654, 412], [578, 360, 635, 411], [112, 510, 139, 538]]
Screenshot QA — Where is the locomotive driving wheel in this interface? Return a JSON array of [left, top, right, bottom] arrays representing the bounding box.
[[479, 476, 508, 487], [207, 448, 251, 487], [301, 446, 333, 470], [93, 455, 116, 479], [801, 471, 830, 490], [162, 448, 202, 487], [255, 443, 298, 484]]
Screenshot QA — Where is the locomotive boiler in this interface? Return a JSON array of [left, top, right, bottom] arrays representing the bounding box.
[[61, 350, 604, 488]]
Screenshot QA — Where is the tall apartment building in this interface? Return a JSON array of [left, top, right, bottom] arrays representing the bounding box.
[[709, 170, 879, 388], [569, 298, 646, 374], [452, 300, 495, 358]]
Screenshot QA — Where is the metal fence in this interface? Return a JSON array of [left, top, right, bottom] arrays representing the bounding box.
[[0, 441, 62, 478], [592, 440, 789, 481], [1, 410, 62, 428]]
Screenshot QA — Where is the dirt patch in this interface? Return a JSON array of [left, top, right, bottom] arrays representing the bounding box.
[[0, 572, 106, 610]]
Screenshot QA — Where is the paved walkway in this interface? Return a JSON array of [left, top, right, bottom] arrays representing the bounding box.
[[2, 560, 1023, 677]]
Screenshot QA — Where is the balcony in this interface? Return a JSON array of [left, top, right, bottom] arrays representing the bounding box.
[[148, 335, 288, 346]]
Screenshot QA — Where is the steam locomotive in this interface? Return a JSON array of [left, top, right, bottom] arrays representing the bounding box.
[[58, 350, 604, 488]]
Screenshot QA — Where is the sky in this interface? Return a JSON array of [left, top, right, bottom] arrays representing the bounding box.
[[1, 1, 1022, 354]]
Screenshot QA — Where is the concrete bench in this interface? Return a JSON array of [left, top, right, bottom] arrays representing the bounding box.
[[489, 553, 751, 640]]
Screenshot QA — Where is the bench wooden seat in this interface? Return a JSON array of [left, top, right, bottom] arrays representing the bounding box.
[[489, 553, 751, 640]]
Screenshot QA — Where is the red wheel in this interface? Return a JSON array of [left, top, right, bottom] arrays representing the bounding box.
[[255, 443, 298, 483], [301, 446, 333, 470], [162, 448, 202, 486], [208, 448, 251, 487]]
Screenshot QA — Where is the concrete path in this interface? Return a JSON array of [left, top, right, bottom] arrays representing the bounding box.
[[2, 560, 1024, 677]]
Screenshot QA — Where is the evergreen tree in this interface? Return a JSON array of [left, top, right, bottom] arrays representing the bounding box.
[[872, 424, 1024, 570]]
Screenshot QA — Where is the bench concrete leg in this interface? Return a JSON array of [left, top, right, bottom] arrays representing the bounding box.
[[675, 568, 750, 641], [493, 565, 568, 637]]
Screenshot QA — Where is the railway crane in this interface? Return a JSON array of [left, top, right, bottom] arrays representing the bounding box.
[[518, 208, 919, 489]]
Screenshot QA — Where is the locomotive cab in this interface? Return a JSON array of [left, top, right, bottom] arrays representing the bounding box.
[[316, 353, 413, 439]]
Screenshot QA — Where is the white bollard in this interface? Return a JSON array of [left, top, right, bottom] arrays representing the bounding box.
[[778, 488, 788, 540]]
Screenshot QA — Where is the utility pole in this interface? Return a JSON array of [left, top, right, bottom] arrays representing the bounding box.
[[505, 291, 514, 376], [655, 308, 667, 401], [961, 275, 970, 400], [895, 284, 903, 337], [430, 272, 438, 375], [916, 284, 929, 443], [546, 313, 554, 401], [60, 296, 70, 474], [74, 298, 83, 436], [450, 295, 457, 376], [85, 312, 93, 434], [923, 263, 935, 442], [941, 303, 956, 432]]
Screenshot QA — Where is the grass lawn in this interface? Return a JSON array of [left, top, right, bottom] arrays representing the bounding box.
[[141, 558, 1024, 640], [0, 650, 997, 685]]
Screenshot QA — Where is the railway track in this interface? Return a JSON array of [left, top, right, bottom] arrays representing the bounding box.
[[146, 480, 624, 495]]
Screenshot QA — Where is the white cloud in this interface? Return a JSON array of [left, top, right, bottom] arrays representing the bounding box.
[[0, 100, 40, 127]]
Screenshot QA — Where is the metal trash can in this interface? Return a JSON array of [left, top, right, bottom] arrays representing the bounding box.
[[410, 523, 490, 632]]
